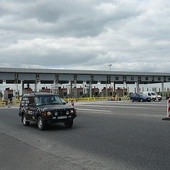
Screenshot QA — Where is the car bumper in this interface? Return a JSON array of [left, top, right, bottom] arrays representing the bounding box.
[[42, 115, 76, 124]]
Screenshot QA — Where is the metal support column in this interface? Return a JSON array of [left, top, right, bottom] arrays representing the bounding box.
[[162, 81, 164, 98], [89, 80, 92, 98], [74, 79, 77, 98], [21, 81, 24, 95], [35, 74, 39, 93], [136, 81, 140, 93]]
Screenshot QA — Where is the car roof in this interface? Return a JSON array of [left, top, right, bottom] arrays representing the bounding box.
[[22, 92, 59, 97]]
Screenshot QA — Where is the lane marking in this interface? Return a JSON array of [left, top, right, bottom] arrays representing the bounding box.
[[78, 108, 111, 114], [77, 108, 163, 118], [77, 105, 151, 109]]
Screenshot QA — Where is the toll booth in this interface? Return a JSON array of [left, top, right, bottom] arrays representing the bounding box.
[[23, 88, 33, 94], [108, 87, 114, 96], [39, 87, 51, 93], [92, 87, 99, 97], [116, 87, 128, 97], [4, 88, 13, 104], [101, 87, 114, 97], [77, 87, 84, 98], [58, 87, 67, 98], [101, 87, 128, 97], [71, 87, 83, 98]]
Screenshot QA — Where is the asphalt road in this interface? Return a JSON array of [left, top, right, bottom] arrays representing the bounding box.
[[0, 100, 170, 170]]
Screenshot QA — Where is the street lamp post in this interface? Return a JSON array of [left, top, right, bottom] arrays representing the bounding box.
[[108, 63, 112, 72]]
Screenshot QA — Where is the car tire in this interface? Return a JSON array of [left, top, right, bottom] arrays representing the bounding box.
[[37, 117, 46, 130], [65, 120, 73, 128], [22, 114, 30, 126]]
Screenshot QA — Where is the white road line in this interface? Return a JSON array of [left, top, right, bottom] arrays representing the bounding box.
[[77, 105, 151, 109], [78, 108, 111, 114], [77, 108, 163, 118], [0, 107, 18, 109]]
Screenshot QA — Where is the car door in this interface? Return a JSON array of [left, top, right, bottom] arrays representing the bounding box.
[[26, 97, 36, 120]]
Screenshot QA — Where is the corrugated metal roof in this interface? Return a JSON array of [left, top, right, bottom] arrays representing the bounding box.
[[0, 67, 170, 76]]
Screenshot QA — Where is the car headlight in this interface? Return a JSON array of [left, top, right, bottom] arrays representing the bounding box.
[[42, 111, 52, 116], [66, 110, 70, 115], [47, 111, 52, 116], [70, 109, 74, 114]]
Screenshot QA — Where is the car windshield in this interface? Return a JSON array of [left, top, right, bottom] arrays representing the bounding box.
[[35, 95, 62, 106]]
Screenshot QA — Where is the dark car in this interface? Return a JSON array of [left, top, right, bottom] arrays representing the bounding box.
[[130, 93, 151, 102], [19, 93, 77, 130]]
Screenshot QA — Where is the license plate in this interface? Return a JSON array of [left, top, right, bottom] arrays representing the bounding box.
[[58, 116, 67, 119], [53, 117, 56, 119]]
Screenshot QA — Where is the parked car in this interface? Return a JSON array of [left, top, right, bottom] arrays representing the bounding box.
[[142, 91, 162, 101], [19, 93, 77, 130], [131, 93, 151, 102]]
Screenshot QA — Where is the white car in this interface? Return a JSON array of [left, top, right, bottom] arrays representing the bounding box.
[[142, 91, 162, 101]]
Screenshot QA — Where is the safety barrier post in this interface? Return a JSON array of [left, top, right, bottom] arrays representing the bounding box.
[[167, 98, 170, 118], [162, 98, 170, 120]]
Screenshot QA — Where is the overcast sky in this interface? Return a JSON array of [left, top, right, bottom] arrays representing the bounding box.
[[0, 0, 170, 72]]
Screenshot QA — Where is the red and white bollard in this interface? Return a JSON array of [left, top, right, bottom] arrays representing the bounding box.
[[162, 98, 170, 120], [167, 98, 170, 118]]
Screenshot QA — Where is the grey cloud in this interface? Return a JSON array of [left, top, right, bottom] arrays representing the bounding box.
[[0, 0, 170, 72], [0, 0, 141, 37]]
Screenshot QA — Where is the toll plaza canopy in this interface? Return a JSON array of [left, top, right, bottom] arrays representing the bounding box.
[[0, 67, 170, 85]]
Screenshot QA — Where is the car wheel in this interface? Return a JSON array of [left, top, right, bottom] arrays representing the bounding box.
[[140, 99, 143, 102], [37, 117, 46, 130], [65, 120, 73, 128], [22, 114, 30, 126]]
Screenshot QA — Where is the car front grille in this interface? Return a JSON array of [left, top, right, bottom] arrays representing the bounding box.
[[52, 109, 67, 116]]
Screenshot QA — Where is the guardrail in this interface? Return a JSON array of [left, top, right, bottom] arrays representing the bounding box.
[[0, 100, 6, 106], [64, 96, 130, 102], [0, 96, 130, 107]]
